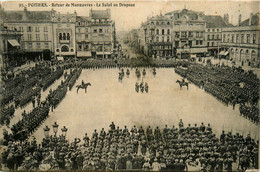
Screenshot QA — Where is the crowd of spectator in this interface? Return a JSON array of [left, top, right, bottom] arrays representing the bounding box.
[[1, 122, 258, 171], [0, 105, 15, 126]]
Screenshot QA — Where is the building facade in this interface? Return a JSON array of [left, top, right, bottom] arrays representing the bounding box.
[[221, 13, 260, 67], [89, 9, 116, 58], [52, 11, 76, 59], [166, 9, 207, 58], [205, 15, 229, 56], [0, 22, 22, 70], [0, 7, 116, 60], [1, 7, 53, 60], [142, 15, 173, 58]]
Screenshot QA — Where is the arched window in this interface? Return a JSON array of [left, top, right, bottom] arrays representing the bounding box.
[[167, 22, 170, 25], [63, 33, 66, 40], [156, 22, 159, 25], [61, 45, 69, 52], [67, 33, 70, 40], [151, 22, 154, 25], [156, 29, 159, 35], [59, 33, 62, 40], [251, 50, 256, 61]]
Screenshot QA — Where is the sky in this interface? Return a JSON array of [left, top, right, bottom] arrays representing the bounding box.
[[0, 0, 259, 31]]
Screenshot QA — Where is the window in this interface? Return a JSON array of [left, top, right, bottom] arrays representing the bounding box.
[[99, 29, 103, 33], [93, 29, 97, 33], [28, 42, 32, 49], [36, 34, 40, 41], [44, 27, 48, 32], [236, 34, 239, 43], [200, 40, 203, 45], [85, 34, 88, 39], [78, 28, 81, 33], [84, 44, 88, 51], [156, 22, 159, 25], [61, 45, 69, 52], [175, 41, 179, 48], [247, 34, 250, 43], [85, 28, 88, 33], [212, 29, 215, 32], [28, 34, 32, 41], [217, 35, 219, 40], [253, 34, 256, 44], [156, 29, 159, 35], [19, 27, 23, 32], [156, 37, 159, 42], [59, 33, 62, 40], [21, 35, 24, 40], [167, 29, 170, 35], [207, 42, 210, 46], [67, 33, 70, 40], [200, 32, 203, 38], [35, 27, 40, 32], [175, 32, 180, 38], [189, 41, 192, 47], [207, 35, 210, 40], [167, 36, 170, 42], [167, 22, 170, 25], [44, 34, 48, 41], [208, 29, 210, 32], [27, 26, 32, 32], [162, 29, 164, 35], [162, 37, 164, 42], [212, 42, 214, 46], [44, 42, 49, 49], [231, 35, 234, 43], [241, 34, 244, 43], [188, 32, 193, 37], [78, 43, 82, 50], [196, 32, 199, 38], [36, 43, 40, 49], [223, 34, 226, 42], [212, 35, 215, 40]]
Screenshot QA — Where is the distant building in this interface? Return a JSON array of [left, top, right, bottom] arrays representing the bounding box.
[[1, 7, 53, 61], [221, 12, 260, 67], [0, 22, 22, 70], [205, 15, 229, 56], [166, 9, 207, 58]]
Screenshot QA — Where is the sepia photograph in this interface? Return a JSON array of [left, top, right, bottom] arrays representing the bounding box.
[[0, 0, 259, 171]]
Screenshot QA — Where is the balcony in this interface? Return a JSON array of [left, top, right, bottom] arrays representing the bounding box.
[[59, 40, 70, 44]]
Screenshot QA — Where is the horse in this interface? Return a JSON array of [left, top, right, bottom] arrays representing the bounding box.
[[176, 80, 189, 90], [126, 69, 130, 76], [76, 83, 91, 93]]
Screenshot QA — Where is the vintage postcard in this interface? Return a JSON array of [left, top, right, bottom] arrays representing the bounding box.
[[0, 0, 259, 171]]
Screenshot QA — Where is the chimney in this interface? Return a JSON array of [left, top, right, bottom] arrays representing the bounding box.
[[224, 14, 229, 24], [249, 13, 253, 26], [238, 14, 242, 26], [22, 7, 28, 21]]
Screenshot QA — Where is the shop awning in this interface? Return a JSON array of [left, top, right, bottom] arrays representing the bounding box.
[[8, 40, 20, 47], [224, 51, 229, 56], [219, 51, 225, 55], [96, 52, 112, 55], [57, 56, 64, 61], [77, 51, 92, 57]]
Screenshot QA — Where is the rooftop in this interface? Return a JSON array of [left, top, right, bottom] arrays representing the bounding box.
[[205, 15, 229, 28], [90, 9, 111, 19], [240, 12, 259, 26]]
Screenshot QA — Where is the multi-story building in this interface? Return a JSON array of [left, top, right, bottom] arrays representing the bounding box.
[[0, 7, 116, 60], [141, 15, 173, 58], [166, 9, 207, 58], [221, 12, 259, 67], [0, 22, 22, 70], [75, 16, 92, 58], [89, 9, 116, 58], [1, 7, 53, 60], [205, 15, 229, 56], [52, 11, 76, 59]]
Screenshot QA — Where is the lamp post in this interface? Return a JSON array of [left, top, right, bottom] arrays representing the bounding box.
[[43, 125, 50, 138], [52, 122, 59, 137], [61, 126, 68, 138]]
